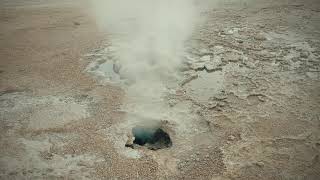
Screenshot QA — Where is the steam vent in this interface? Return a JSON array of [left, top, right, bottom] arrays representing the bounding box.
[[126, 126, 172, 150]]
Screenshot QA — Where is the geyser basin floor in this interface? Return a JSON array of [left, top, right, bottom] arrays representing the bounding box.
[[126, 126, 172, 150], [2, 0, 320, 179]]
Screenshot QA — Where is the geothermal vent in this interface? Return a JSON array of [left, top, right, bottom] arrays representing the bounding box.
[[126, 126, 172, 151]]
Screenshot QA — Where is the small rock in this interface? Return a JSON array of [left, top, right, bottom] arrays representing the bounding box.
[[208, 101, 218, 109], [254, 161, 265, 168], [226, 28, 239, 35], [254, 33, 267, 41], [226, 30, 234, 35], [237, 39, 244, 43], [219, 30, 227, 36], [218, 101, 226, 107], [300, 51, 310, 58]]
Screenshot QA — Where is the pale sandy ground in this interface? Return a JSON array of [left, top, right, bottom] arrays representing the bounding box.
[[0, 0, 125, 179], [1, 0, 320, 179]]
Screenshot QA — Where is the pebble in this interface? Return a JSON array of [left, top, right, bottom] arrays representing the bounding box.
[[208, 101, 218, 109], [226, 28, 239, 35], [254, 33, 267, 41], [218, 101, 226, 107], [219, 30, 227, 36], [225, 31, 233, 35], [300, 51, 310, 58], [237, 39, 244, 43], [254, 161, 265, 168]]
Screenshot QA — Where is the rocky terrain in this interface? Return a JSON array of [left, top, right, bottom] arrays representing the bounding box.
[[1, 0, 320, 179]]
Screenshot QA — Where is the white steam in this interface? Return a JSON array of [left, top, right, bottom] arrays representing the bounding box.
[[93, 0, 197, 76], [91, 0, 201, 122]]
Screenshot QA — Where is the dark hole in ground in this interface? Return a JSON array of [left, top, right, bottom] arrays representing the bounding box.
[[129, 126, 172, 150]]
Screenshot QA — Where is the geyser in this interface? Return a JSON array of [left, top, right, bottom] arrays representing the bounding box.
[[129, 126, 172, 150]]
